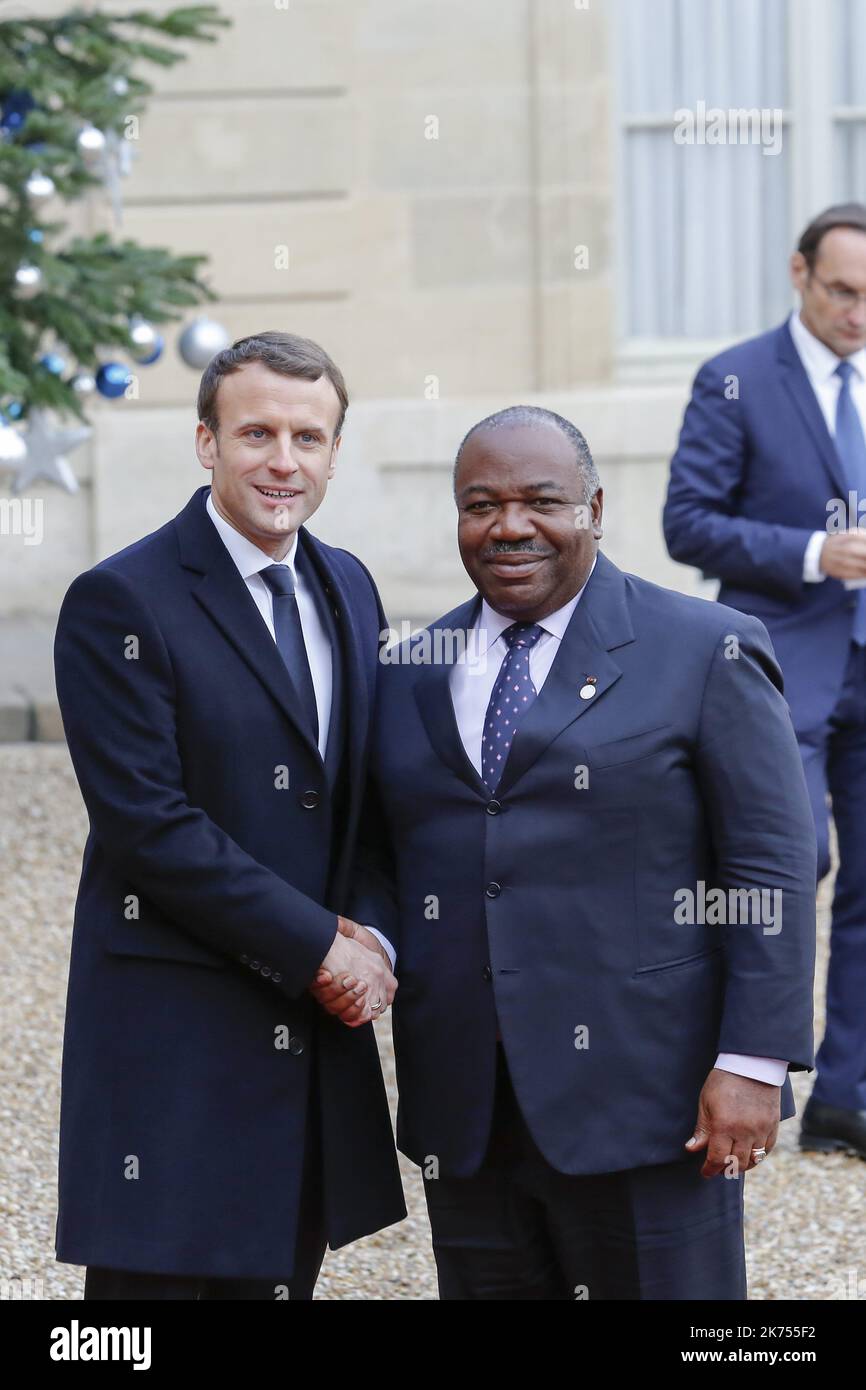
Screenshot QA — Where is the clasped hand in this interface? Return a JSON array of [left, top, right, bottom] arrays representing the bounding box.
[[309, 916, 397, 1027]]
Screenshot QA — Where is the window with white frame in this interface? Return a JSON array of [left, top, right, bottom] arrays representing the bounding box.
[[834, 0, 866, 195], [616, 0, 866, 345], [616, 0, 792, 341]]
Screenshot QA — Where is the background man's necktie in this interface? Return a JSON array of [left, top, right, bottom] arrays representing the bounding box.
[[834, 360, 866, 646], [481, 622, 545, 792], [260, 563, 320, 742]]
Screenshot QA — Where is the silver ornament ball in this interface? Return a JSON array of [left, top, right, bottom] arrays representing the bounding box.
[[129, 317, 159, 360], [25, 170, 55, 205], [178, 317, 231, 370], [70, 372, 97, 397], [77, 125, 107, 169], [13, 263, 43, 299]]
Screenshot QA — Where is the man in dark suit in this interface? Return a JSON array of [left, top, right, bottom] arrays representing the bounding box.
[[664, 205, 866, 1160], [320, 405, 815, 1300], [53, 331, 404, 1300]]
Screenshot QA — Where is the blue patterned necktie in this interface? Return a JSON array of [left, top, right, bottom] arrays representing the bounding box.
[[260, 564, 320, 741], [481, 622, 545, 792], [834, 360, 866, 646]]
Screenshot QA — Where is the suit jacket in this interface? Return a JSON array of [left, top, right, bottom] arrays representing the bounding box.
[[370, 552, 816, 1178], [53, 485, 405, 1280], [664, 318, 859, 735]]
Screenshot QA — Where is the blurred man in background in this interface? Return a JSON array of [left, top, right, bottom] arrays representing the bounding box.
[[665, 205, 866, 1160]]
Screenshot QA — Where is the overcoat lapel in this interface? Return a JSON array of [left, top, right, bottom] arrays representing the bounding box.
[[174, 488, 366, 795]]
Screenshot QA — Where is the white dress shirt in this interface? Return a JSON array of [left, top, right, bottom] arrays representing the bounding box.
[[206, 490, 333, 756], [449, 563, 593, 776], [450, 556, 787, 1088], [205, 490, 395, 969], [789, 308, 866, 582]]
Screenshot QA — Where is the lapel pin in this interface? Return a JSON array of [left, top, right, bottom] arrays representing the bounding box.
[[579, 676, 598, 701]]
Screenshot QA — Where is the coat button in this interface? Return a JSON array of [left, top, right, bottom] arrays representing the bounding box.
[[485, 882, 501, 898], [271, 972, 282, 984], [239, 953, 249, 965], [250, 960, 260, 971], [486, 800, 501, 815], [300, 790, 320, 809], [289, 1036, 305, 1056], [482, 965, 493, 981], [260, 965, 271, 978]]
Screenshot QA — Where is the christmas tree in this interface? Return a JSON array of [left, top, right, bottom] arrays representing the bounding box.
[[0, 4, 232, 491]]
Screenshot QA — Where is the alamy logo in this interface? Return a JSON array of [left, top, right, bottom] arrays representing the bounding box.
[[379, 624, 489, 670], [673, 102, 783, 156], [49, 1320, 151, 1370], [0, 497, 43, 545], [674, 881, 782, 935], [826, 492, 866, 531]]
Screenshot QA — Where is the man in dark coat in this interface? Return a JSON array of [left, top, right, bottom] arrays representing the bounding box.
[[53, 332, 404, 1300], [319, 405, 816, 1300]]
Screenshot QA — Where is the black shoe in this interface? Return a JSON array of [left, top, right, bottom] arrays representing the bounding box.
[[800, 1099, 866, 1159]]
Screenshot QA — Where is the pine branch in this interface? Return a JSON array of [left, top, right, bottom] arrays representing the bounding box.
[[0, 6, 232, 424]]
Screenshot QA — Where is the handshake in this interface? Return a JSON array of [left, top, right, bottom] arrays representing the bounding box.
[[309, 916, 398, 1027]]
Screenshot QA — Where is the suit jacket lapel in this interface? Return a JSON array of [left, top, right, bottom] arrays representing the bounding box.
[[297, 528, 366, 795], [413, 596, 491, 799], [776, 320, 848, 499], [496, 552, 633, 795], [413, 557, 635, 798], [175, 488, 323, 766]]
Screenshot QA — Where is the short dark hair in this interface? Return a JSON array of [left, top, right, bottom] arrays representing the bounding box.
[[453, 404, 600, 502], [197, 331, 349, 440], [798, 203, 866, 270]]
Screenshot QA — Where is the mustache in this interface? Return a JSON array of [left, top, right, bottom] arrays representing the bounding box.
[[481, 541, 549, 558]]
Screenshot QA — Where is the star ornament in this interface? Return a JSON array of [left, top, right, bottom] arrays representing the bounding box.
[[11, 408, 91, 495]]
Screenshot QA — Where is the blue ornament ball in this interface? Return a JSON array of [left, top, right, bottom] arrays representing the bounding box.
[[96, 362, 133, 398], [0, 89, 36, 136], [40, 352, 66, 375]]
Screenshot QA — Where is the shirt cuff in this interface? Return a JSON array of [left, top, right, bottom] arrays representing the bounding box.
[[714, 1053, 788, 1086], [803, 530, 828, 582], [362, 926, 396, 971]]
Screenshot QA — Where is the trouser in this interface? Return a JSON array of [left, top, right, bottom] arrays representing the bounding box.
[[83, 1073, 327, 1301], [798, 642, 866, 1111], [422, 1044, 747, 1301]]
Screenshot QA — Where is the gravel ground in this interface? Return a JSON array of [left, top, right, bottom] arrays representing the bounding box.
[[0, 743, 862, 1301]]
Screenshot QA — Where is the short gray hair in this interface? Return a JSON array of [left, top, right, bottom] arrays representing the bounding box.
[[453, 405, 600, 502]]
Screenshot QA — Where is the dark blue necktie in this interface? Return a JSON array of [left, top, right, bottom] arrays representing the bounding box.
[[260, 564, 320, 742], [481, 622, 545, 792], [834, 360, 866, 646]]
